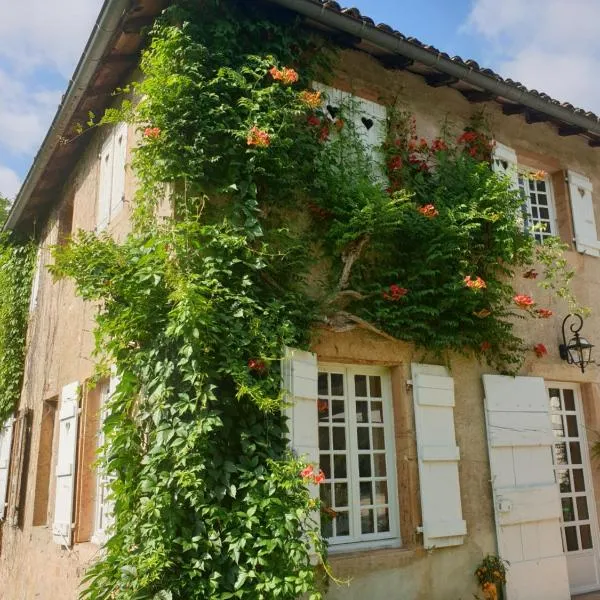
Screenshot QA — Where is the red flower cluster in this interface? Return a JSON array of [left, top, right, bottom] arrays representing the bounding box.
[[534, 343, 548, 358], [248, 358, 267, 374], [300, 465, 325, 485], [430, 138, 448, 153], [247, 126, 271, 148], [535, 308, 553, 319], [514, 294, 535, 309], [480, 341, 492, 352], [383, 284, 408, 301], [464, 275, 487, 290], [388, 156, 403, 171], [457, 129, 494, 161], [143, 127, 161, 139], [307, 115, 320, 127], [418, 204, 439, 218], [269, 66, 299, 85]]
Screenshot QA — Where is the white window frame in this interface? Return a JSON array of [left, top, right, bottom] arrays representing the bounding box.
[[518, 168, 558, 243], [317, 363, 400, 552]]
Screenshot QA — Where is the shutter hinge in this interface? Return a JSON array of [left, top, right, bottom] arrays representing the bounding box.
[[416, 525, 423, 534], [406, 379, 413, 391]]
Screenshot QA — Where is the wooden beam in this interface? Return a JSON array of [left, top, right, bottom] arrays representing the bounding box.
[[589, 139, 600, 148], [102, 53, 139, 65], [502, 104, 525, 116], [425, 72, 459, 88], [123, 16, 155, 34], [329, 32, 362, 48], [461, 90, 495, 103], [558, 125, 586, 137], [524, 110, 548, 124], [379, 54, 414, 70]]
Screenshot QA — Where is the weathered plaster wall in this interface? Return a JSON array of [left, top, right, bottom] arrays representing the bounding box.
[[3, 46, 600, 600]]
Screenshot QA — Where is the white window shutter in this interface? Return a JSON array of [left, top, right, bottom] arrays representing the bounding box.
[[568, 170, 600, 257], [281, 347, 320, 529], [52, 381, 80, 546], [97, 133, 114, 231], [411, 363, 466, 549], [110, 123, 128, 220], [0, 418, 14, 520], [492, 141, 519, 190], [28, 247, 42, 313]]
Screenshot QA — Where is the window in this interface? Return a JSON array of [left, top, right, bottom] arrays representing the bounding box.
[[518, 171, 557, 243], [97, 123, 128, 231], [317, 365, 398, 547]]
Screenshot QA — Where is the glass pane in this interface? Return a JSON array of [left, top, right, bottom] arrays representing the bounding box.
[[354, 375, 367, 397], [549, 389, 561, 410], [531, 206, 539, 218], [318, 373, 328, 396], [562, 497, 575, 522], [317, 399, 329, 421], [555, 443, 568, 465], [563, 389, 575, 411], [319, 427, 330, 450], [361, 509, 374, 534], [371, 401, 383, 424], [331, 373, 344, 396], [358, 454, 371, 478], [336, 511, 349, 537], [334, 482, 348, 507], [577, 496, 590, 521], [333, 455, 347, 479], [538, 195, 548, 206], [551, 414, 565, 437], [360, 481, 373, 506], [565, 526, 579, 551], [369, 376, 382, 398], [320, 483, 332, 506], [375, 481, 388, 505], [377, 507, 390, 533], [573, 469, 585, 492], [556, 470, 571, 493], [570, 442, 582, 465], [539, 207, 549, 220], [332, 427, 346, 450], [538, 180, 546, 192], [374, 454, 387, 477], [566, 415, 579, 438], [356, 401, 368, 423], [320, 454, 331, 479], [331, 400, 345, 422], [373, 428, 385, 450], [321, 518, 333, 538], [357, 427, 370, 449], [581, 524, 593, 550]]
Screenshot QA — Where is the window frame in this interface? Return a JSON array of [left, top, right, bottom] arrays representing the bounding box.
[[518, 168, 558, 243], [317, 363, 400, 552]]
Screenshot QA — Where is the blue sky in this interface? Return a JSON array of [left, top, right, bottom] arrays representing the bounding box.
[[1, 0, 599, 199]]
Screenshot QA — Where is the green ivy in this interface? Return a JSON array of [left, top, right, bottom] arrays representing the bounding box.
[[47, 0, 581, 598]]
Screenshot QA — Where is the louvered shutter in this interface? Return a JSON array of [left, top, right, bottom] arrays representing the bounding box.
[[483, 375, 569, 600], [282, 347, 320, 529], [97, 133, 114, 231], [110, 123, 128, 220], [28, 248, 42, 313], [492, 142, 519, 190], [411, 363, 466, 549], [567, 170, 600, 257], [0, 418, 14, 520], [53, 381, 80, 546]]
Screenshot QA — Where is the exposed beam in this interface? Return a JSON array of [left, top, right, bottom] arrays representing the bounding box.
[[524, 110, 549, 124], [461, 90, 495, 103], [102, 53, 139, 65], [328, 31, 362, 48], [378, 54, 414, 70], [123, 16, 155, 34], [425, 72, 458, 88], [558, 125, 587, 137], [502, 104, 525, 116], [589, 139, 600, 148]]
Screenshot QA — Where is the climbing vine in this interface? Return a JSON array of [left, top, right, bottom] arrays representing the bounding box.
[[48, 0, 581, 598]]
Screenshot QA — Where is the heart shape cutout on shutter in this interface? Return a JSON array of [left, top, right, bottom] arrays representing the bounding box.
[[326, 105, 339, 119], [361, 117, 374, 130]]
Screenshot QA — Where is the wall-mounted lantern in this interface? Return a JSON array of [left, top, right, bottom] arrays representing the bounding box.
[[559, 314, 594, 373]]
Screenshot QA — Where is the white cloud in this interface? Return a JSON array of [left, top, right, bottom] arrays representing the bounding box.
[[465, 0, 600, 112], [0, 166, 21, 200]]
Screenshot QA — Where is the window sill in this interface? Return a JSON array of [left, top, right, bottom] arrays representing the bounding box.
[[328, 544, 417, 579]]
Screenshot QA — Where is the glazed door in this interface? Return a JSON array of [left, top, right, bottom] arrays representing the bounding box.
[[548, 383, 600, 595]]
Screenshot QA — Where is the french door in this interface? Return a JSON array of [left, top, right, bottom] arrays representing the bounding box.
[[547, 383, 600, 594]]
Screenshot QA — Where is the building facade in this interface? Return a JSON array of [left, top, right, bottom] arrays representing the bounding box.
[[2, 1, 600, 599]]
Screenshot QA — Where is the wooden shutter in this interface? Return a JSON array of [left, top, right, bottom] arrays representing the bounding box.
[[97, 133, 114, 231], [567, 170, 600, 257], [110, 123, 128, 220], [281, 347, 320, 529], [53, 381, 80, 546], [492, 142, 519, 190], [483, 375, 570, 600], [0, 418, 14, 520], [411, 363, 466, 549]]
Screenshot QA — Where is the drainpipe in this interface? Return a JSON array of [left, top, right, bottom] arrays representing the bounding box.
[[265, 0, 600, 137], [4, 0, 132, 231]]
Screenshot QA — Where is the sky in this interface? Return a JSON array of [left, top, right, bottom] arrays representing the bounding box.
[[1, 0, 600, 200]]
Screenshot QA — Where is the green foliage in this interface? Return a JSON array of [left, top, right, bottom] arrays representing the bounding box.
[[0, 235, 35, 423]]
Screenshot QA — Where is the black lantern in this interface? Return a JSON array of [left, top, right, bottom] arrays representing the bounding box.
[[559, 314, 594, 373]]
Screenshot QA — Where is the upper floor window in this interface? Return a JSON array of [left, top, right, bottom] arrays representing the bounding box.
[[518, 170, 557, 243], [317, 365, 399, 548]]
